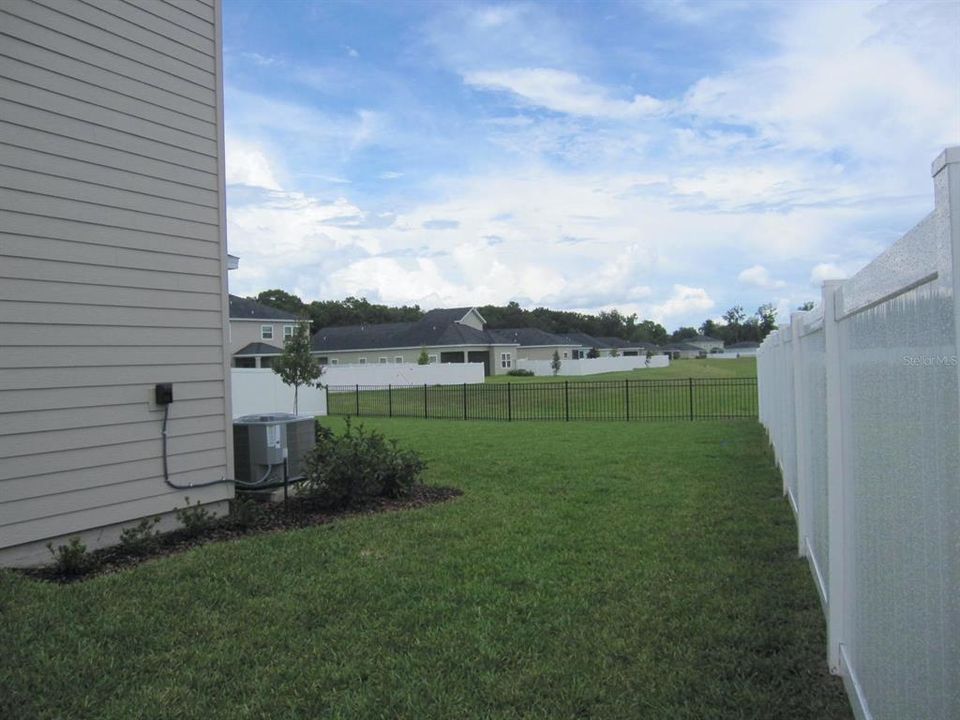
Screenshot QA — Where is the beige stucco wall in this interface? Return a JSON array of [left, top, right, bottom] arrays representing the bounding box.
[[0, 0, 233, 566]]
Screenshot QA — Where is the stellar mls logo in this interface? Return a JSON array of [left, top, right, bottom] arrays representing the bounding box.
[[901, 355, 958, 368]]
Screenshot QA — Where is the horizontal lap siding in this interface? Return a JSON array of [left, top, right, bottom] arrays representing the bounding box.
[[0, 0, 231, 554]]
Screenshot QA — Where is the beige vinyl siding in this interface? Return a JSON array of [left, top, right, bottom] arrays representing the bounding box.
[[228, 318, 307, 355], [0, 0, 231, 563]]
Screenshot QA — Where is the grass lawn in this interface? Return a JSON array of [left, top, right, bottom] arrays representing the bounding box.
[[0, 418, 850, 720]]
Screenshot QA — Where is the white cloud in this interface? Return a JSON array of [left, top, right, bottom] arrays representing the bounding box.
[[809, 262, 847, 286], [464, 68, 667, 119], [648, 285, 714, 323], [738, 265, 786, 290], [225, 138, 282, 190]]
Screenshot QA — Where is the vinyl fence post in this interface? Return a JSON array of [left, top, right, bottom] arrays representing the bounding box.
[[791, 313, 811, 559], [564, 381, 570, 421], [822, 279, 847, 675], [355, 384, 360, 416], [388, 384, 392, 417], [688, 377, 694, 421]]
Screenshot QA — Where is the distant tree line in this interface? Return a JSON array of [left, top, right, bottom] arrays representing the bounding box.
[[252, 290, 782, 345]]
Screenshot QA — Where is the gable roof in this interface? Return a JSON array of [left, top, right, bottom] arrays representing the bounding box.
[[691, 334, 722, 342], [726, 341, 760, 349], [229, 294, 302, 321], [311, 308, 509, 352], [487, 328, 579, 347], [234, 342, 284, 356]]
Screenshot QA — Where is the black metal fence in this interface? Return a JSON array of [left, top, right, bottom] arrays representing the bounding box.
[[326, 378, 757, 422]]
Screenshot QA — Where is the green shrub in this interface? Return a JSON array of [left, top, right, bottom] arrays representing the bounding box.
[[506, 369, 534, 377], [303, 418, 426, 507], [119, 517, 161, 555], [46, 537, 90, 576], [228, 496, 267, 529], [175, 497, 215, 537]]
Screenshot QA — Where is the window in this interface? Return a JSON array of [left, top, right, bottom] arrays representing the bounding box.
[[317, 357, 329, 365], [359, 358, 367, 365], [330, 358, 339, 365], [394, 356, 403, 364], [563, 351, 569, 359], [429, 354, 438, 364], [260, 325, 273, 340], [283, 325, 295, 341], [233, 357, 256, 368], [500, 352, 512, 369], [379, 357, 388, 364]]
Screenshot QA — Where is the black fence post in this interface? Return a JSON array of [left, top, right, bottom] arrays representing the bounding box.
[[688, 377, 694, 421], [564, 381, 570, 421], [625, 379, 630, 421], [507, 383, 512, 422], [463, 382, 467, 420], [355, 384, 360, 416], [424, 383, 428, 419], [388, 384, 393, 417]]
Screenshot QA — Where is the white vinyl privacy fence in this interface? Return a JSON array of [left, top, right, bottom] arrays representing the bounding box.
[[758, 148, 959, 720]]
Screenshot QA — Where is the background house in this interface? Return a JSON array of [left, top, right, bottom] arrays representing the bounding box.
[[594, 337, 661, 357], [229, 294, 310, 368], [725, 340, 760, 357], [311, 307, 520, 376], [0, 0, 233, 566], [687, 334, 725, 353], [661, 342, 706, 359], [487, 327, 581, 363]]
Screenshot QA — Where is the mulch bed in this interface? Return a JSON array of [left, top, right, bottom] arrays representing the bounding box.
[[22, 484, 463, 584]]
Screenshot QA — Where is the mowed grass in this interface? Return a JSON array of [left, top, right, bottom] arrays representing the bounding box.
[[0, 418, 850, 720]]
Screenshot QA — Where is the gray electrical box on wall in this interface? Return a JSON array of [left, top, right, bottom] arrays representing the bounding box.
[[232, 413, 315, 486]]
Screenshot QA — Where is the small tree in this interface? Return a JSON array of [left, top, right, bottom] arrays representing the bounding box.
[[586, 347, 601, 359], [272, 323, 323, 415], [609, 346, 621, 358], [417, 348, 430, 365], [645, 349, 654, 367], [551, 349, 562, 376]]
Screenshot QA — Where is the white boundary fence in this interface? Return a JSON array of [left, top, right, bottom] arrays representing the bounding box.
[[758, 148, 959, 720], [517, 354, 669, 376], [231, 363, 485, 417]]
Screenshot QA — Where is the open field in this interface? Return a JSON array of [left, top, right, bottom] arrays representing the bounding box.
[[1, 418, 849, 720], [328, 359, 758, 421]]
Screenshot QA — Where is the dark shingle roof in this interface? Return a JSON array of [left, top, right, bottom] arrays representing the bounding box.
[[558, 332, 609, 348], [594, 336, 661, 350], [487, 328, 578, 347], [726, 341, 760, 349], [229, 295, 302, 321], [234, 342, 283, 356], [692, 334, 722, 342], [311, 308, 505, 352]]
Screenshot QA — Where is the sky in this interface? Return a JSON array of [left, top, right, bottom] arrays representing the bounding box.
[[222, 0, 960, 330]]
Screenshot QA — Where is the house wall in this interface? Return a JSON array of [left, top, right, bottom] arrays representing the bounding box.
[[689, 339, 724, 353], [229, 318, 307, 355], [515, 346, 580, 363], [0, 0, 233, 566]]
